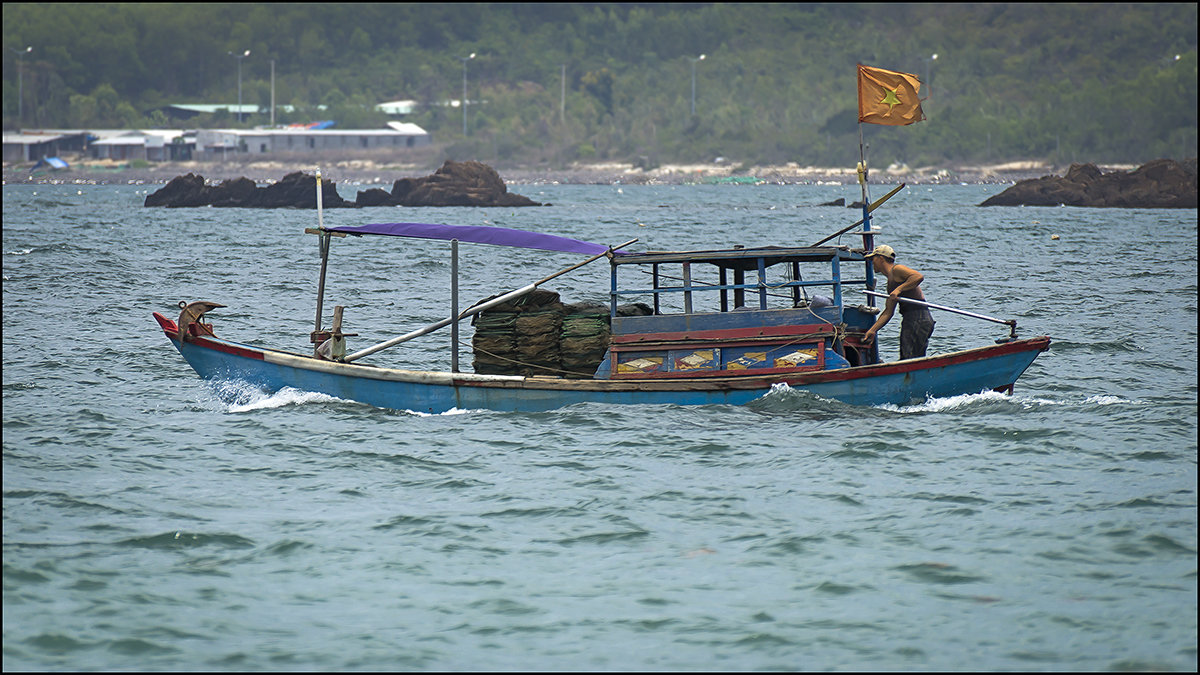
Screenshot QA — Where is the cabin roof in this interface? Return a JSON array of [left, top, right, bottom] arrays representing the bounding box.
[[613, 245, 866, 269]]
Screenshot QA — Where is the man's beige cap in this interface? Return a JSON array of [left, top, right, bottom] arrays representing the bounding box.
[[864, 244, 895, 260]]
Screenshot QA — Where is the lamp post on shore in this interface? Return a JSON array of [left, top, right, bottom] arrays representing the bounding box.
[[228, 49, 250, 123], [460, 52, 475, 136], [688, 54, 705, 116], [10, 46, 32, 127], [925, 53, 938, 98]]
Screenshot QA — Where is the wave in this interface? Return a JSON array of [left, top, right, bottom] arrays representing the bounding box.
[[749, 383, 853, 414], [404, 406, 479, 417], [879, 390, 1013, 413], [882, 390, 1149, 413], [203, 380, 347, 412], [1082, 394, 1146, 405], [753, 384, 1061, 415], [205, 378, 481, 416]]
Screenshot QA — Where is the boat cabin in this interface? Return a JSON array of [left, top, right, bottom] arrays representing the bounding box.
[[597, 245, 882, 379]]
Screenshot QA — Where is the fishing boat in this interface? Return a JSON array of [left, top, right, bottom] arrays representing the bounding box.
[[153, 177, 1049, 414], [153, 66, 1049, 414]]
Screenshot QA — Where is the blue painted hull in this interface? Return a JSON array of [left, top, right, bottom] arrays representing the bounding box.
[[157, 314, 1050, 414]]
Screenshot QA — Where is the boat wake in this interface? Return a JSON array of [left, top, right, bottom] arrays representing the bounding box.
[[749, 383, 853, 414], [204, 379, 348, 413], [754, 384, 1027, 415], [878, 390, 1149, 413], [403, 407, 478, 418], [877, 390, 1014, 413], [204, 379, 480, 416]]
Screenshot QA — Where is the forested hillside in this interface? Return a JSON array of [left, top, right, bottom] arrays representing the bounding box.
[[3, 3, 1196, 168]]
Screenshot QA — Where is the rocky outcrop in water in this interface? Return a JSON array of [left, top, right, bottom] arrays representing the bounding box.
[[355, 160, 544, 207], [146, 161, 543, 208], [144, 171, 351, 208], [978, 158, 1197, 208]]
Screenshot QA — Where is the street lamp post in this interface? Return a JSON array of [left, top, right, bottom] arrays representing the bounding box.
[[228, 49, 250, 123], [689, 54, 706, 116], [925, 53, 938, 98], [460, 52, 475, 136], [10, 46, 32, 127]]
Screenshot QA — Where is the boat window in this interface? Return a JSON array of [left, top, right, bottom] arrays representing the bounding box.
[[612, 252, 859, 316]]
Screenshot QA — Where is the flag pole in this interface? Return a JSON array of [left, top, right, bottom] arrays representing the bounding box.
[[857, 122, 877, 305], [856, 63, 927, 306]]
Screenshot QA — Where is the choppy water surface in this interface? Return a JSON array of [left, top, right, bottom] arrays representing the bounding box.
[[3, 180, 1196, 671]]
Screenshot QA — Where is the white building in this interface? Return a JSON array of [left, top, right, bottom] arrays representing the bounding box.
[[89, 129, 194, 161], [195, 125, 431, 160]]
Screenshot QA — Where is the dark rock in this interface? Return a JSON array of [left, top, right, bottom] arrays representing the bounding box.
[[209, 177, 258, 207], [389, 177, 419, 203], [818, 197, 846, 206], [246, 171, 351, 208], [144, 173, 213, 207], [354, 187, 395, 207], [388, 160, 543, 207], [145, 171, 353, 208], [147, 161, 544, 209], [979, 159, 1197, 208]]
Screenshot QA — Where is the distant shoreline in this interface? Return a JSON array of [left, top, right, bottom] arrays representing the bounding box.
[[2, 157, 1136, 187]]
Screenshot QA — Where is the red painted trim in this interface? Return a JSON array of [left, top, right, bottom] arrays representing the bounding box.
[[612, 323, 836, 345], [778, 337, 1050, 386], [152, 312, 265, 361], [192, 335, 266, 361], [152, 312, 177, 337]]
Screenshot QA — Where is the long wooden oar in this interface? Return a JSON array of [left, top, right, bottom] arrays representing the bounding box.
[[810, 183, 906, 247], [343, 238, 638, 363], [861, 290, 1018, 339]]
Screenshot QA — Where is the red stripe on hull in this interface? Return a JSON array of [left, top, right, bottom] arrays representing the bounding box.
[[153, 312, 265, 361], [780, 337, 1050, 387]]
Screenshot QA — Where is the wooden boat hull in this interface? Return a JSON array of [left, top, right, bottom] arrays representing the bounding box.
[[154, 313, 1050, 414]]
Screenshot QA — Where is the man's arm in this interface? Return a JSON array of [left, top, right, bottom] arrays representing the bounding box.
[[888, 265, 923, 299], [862, 296, 897, 344]]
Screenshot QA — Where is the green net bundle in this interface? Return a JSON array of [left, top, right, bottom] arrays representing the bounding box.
[[559, 302, 611, 378], [471, 289, 561, 375], [471, 293, 652, 378], [514, 300, 564, 377]]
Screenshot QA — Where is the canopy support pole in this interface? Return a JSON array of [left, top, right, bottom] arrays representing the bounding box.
[[451, 239, 460, 373], [342, 238, 638, 364], [312, 169, 330, 355]]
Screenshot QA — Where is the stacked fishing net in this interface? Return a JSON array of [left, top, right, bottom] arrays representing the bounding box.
[[470, 289, 562, 376], [559, 301, 653, 378], [513, 293, 564, 377], [472, 291, 652, 378], [560, 303, 611, 378]]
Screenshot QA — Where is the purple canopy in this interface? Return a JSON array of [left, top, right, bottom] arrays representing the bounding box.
[[326, 222, 626, 256]]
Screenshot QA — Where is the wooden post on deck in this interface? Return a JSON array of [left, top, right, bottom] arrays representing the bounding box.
[[451, 239, 460, 373]]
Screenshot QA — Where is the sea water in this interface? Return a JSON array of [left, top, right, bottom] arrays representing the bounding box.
[[3, 180, 1196, 671]]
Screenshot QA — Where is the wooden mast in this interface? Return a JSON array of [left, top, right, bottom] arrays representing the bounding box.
[[313, 168, 331, 355]]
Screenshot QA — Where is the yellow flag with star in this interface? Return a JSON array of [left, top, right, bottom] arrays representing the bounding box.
[[857, 64, 925, 126]]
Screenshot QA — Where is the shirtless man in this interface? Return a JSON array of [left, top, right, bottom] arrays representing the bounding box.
[[861, 245, 935, 359]]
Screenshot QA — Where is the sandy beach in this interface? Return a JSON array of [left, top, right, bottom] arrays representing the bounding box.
[[2, 156, 1132, 187]]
